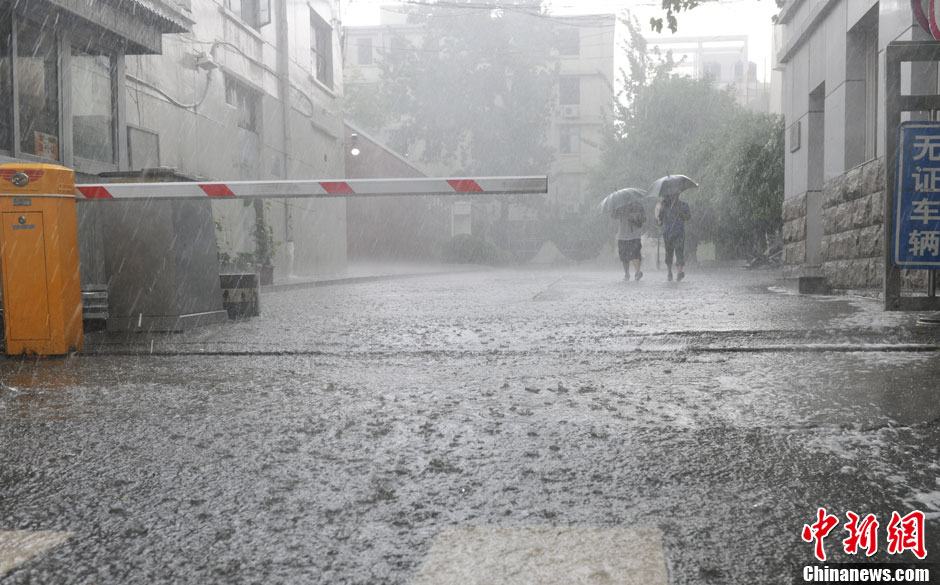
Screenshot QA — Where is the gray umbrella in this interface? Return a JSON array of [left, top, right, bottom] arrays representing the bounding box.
[[596, 187, 647, 216], [647, 174, 698, 199]]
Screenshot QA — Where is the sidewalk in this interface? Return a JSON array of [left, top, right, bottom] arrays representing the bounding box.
[[261, 261, 482, 293], [3, 265, 939, 585]]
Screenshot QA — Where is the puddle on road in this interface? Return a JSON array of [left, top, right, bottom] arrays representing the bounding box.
[[412, 525, 668, 585], [1, 349, 938, 583]]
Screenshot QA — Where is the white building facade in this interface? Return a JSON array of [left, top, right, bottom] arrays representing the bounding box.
[[0, 0, 348, 289], [776, 0, 933, 291], [649, 35, 772, 113], [343, 8, 615, 217], [550, 14, 616, 215], [125, 0, 348, 281]]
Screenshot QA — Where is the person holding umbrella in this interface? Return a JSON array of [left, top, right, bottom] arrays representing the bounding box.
[[616, 198, 647, 280], [649, 175, 697, 282], [597, 188, 648, 281]]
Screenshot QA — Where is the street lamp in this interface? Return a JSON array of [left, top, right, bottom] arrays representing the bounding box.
[[349, 133, 360, 157]]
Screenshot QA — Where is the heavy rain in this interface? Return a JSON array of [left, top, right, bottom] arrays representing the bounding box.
[[1, 1, 939, 584]]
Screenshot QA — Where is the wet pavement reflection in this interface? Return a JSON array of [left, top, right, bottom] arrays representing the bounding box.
[[1, 267, 939, 584]]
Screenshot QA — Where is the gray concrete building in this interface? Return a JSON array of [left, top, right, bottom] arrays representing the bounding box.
[[0, 1, 188, 171], [0, 0, 350, 330], [649, 35, 773, 113], [0, 0, 349, 296], [776, 0, 936, 294], [343, 6, 615, 230], [117, 0, 349, 283]]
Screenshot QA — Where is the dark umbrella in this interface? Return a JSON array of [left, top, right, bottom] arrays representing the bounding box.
[[647, 174, 698, 200], [596, 187, 647, 216]]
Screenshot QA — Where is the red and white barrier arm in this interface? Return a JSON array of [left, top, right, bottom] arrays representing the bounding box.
[[75, 176, 547, 201]]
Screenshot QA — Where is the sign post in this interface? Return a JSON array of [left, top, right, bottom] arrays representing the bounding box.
[[893, 122, 940, 270], [884, 41, 940, 312]]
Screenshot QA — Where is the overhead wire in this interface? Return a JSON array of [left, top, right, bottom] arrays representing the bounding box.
[[344, 8, 617, 62], [362, 0, 619, 26], [126, 3, 625, 133], [125, 71, 213, 111], [125, 36, 215, 113]]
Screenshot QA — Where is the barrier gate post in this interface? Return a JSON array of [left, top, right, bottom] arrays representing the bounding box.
[[0, 163, 83, 356]]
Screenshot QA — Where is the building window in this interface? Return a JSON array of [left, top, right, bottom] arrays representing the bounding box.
[[846, 6, 878, 167], [559, 76, 580, 105], [556, 28, 579, 57], [0, 13, 134, 168], [127, 126, 160, 169], [17, 21, 59, 161], [225, 75, 260, 133], [862, 37, 877, 160], [560, 125, 580, 154], [311, 10, 333, 89], [224, 0, 270, 30], [557, 173, 583, 210], [389, 35, 408, 56], [357, 36, 373, 66], [703, 61, 721, 80], [0, 19, 12, 154], [71, 47, 115, 164]]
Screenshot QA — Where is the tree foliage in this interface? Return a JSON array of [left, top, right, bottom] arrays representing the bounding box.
[[349, 0, 556, 176], [649, 0, 787, 33], [649, 0, 701, 34], [616, 13, 677, 131], [724, 114, 784, 255], [589, 12, 784, 260], [344, 1, 564, 262], [681, 110, 784, 257]]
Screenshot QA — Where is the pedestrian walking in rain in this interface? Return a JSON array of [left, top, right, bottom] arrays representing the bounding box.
[[615, 199, 646, 281], [656, 193, 692, 281]]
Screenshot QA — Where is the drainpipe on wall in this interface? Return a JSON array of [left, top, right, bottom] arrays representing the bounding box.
[[276, 0, 294, 276]]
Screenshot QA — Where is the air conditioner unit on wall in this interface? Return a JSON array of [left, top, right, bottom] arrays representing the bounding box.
[[560, 105, 579, 118]]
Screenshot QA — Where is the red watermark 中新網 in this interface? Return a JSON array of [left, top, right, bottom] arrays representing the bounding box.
[[802, 508, 927, 561]]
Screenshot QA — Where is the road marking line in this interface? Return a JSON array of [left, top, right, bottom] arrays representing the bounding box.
[[0, 531, 72, 577], [412, 525, 668, 585]]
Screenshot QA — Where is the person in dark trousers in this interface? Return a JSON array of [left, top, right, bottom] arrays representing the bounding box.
[[615, 199, 646, 280], [656, 193, 692, 281]]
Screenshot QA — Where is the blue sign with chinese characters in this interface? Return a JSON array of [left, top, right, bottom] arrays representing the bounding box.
[[894, 122, 940, 269]]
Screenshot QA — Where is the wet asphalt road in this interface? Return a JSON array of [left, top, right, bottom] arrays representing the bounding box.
[[2, 265, 940, 584]]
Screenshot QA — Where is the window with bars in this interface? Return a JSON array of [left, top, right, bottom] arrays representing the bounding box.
[[559, 76, 580, 105], [16, 20, 60, 160], [0, 18, 12, 155], [71, 47, 115, 164], [357, 36, 373, 66], [311, 10, 333, 89], [559, 125, 580, 154], [846, 6, 878, 167], [224, 0, 270, 30], [225, 75, 260, 133], [555, 28, 579, 57]]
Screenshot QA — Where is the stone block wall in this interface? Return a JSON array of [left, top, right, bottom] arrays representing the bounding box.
[[819, 158, 885, 290], [773, 157, 930, 292], [781, 192, 806, 278]]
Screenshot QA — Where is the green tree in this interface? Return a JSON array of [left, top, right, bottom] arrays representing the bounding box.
[[650, 0, 703, 34], [343, 69, 392, 132], [359, 1, 556, 176], [346, 1, 558, 258], [591, 12, 685, 196], [722, 113, 785, 256], [679, 110, 784, 258], [616, 12, 677, 134], [591, 74, 739, 216], [589, 12, 784, 261], [649, 0, 786, 33]]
